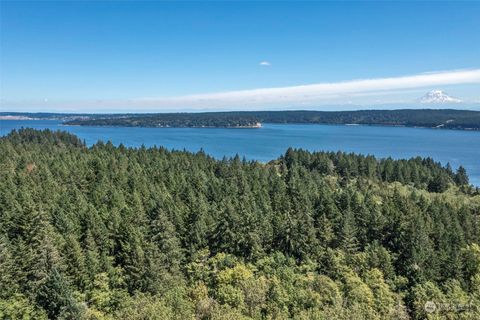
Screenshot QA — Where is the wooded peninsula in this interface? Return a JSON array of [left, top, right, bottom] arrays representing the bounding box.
[[2, 109, 480, 130], [63, 109, 480, 130]]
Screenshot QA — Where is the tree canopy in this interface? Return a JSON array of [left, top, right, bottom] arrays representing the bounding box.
[[63, 109, 480, 130], [1, 129, 479, 319]]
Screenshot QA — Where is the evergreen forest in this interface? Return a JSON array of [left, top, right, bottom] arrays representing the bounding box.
[[1, 129, 479, 319]]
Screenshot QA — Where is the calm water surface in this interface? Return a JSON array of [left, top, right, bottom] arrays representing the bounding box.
[[2, 120, 479, 185]]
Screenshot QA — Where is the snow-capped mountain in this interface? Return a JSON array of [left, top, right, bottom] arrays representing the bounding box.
[[419, 90, 462, 104]]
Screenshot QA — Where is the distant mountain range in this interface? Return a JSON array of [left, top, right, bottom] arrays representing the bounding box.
[[419, 90, 463, 104]]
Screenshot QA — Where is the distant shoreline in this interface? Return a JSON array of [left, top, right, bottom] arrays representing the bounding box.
[[0, 116, 37, 120], [2, 109, 480, 131], [59, 123, 263, 129], [4, 118, 480, 131]]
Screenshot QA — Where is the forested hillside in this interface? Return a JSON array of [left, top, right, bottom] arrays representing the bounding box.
[[62, 109, 480, 130], [1, 129, 479, 319]]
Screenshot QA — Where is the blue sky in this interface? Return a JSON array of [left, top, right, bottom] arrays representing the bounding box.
[[1, 1, 479, 112]]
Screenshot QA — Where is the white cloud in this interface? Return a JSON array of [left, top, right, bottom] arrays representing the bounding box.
[[259, 61, 271, 66], [134, 69, 480, 109], [4, 69, 480, 112]]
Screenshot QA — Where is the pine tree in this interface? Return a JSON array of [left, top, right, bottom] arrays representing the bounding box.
[[339, 210, 359, 254], [36, 268, 82, 319], [0, 236, 19, 298], [455, 166, 469, 185]]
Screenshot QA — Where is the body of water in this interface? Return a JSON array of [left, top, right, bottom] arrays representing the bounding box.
[[2, 120, 479, 186]]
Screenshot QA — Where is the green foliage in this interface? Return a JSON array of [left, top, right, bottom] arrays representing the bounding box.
[[114, 292, 193, 320], [1, 129, 479, 319], [57, 109, 480, 130], [0, 294, 48, 320], [36, 268, 83, 319], [455, 166, 470, 185]]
